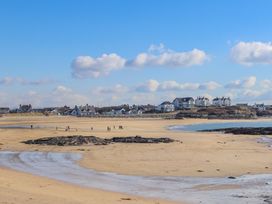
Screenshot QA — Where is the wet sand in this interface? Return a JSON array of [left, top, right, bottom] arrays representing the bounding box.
[[1, 151, 272, 204]]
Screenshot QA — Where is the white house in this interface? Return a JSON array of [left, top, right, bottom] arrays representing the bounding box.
[[212, 97, 231, 107], [0, 107, 9, 114], [173, 97, 194, 109], [253, 103, 266, 111], [114, 108, 126, 115], [195, 97, 210, 107], [156, 101, 175, 113]]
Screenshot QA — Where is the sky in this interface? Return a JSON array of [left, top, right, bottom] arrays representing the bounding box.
[[1, 0, 272, 107]]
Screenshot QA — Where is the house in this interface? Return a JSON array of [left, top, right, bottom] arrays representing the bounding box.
[[0, 107, 9, 114], [173, 97, 194, 109], [127, 105, 143, 115], [114, 108, 126, 115], [195, 97, 210, 107], [52, 106, 71, 115], [127, 109, 143, 115], [80, 104, 96, 116], [212, 97, 231, 107], [17, 104, 32, 113], [71, 105, 81, 116], [253, 103, 266, 111], [71, 104, 97, 116], [156, 101, 175, 112]]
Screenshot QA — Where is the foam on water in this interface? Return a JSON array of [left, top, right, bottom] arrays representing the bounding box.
[[0, 151, 272, 203]]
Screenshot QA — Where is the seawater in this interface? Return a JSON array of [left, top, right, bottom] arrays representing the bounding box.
[[169, 121, 272, 132]]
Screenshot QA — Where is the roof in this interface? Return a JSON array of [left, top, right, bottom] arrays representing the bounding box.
[[173, 97, 194, 102], [160, 101, 173, 105], [213, 97, 231, 101], [196, 97, 209, 100]]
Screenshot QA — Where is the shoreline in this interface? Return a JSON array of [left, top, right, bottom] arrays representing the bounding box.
[[1, 151, 272, 204]]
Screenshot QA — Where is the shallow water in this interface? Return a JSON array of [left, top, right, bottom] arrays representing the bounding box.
[[169, 121, 272, 132], [0, 151, 272, 204]]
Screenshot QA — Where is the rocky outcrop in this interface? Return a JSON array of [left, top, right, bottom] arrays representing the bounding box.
[[201, 127, 272, 135], [175, 106, 257, 119], [23, 135, 175, 146], [108, 136, 174, 143]]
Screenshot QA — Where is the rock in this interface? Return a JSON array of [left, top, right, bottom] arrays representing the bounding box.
[[106, 135, 174, 144], [200, 127, 272, 135], [228, 176, 236, 179], [261, 195, 272, 204], [22, 135, 176, 146]]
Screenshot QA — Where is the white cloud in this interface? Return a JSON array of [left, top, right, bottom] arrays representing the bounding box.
[[260, 79, 272, 89], [231, 41, 272, 66], [136, 79, 221, 92], [180, 83, 200, 90], [50, 85, 89, 106], [129, 48, 208, 67], [199, 81, 221, 90], [72, 54, 126, 78], [159, 80, 221, 91], [225, 76, 256, 89], [148, 43, 168, 53], [72, 44, 209, 78], [53, 85, 73, 94], [243, 89, 263, 98], [136, 79, 160, 92], [159, 80, 181, 91]]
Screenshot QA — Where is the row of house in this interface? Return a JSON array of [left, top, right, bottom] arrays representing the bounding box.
[[156, 97, 232, 112], [4, 99, 271, 116]]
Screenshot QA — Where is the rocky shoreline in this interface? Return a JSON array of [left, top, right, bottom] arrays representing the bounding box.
[[200, 127, 272, 135], [23, 135, 176, 146]]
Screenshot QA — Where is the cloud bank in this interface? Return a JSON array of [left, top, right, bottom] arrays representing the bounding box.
[[231, 41, 272, 66], [72, 54, 126, 78], [72, 44, 209, 78], [225, 76, 256, 89]]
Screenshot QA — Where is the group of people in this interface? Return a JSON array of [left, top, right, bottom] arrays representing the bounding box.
[[50, 125, 125, 132]]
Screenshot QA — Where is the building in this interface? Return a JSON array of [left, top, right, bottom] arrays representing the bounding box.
[[18, 104, 32, 113], [173, 97, 194, 109], [0, 107, 9, 114], [212, 97, 231, 107], [156, 101, 175, 113], [80, 104, 96, 116], [195, 97, 210, 107], [253, 103, 266, 111], [71, 104, 97, 116], [71, 105, 81, 116]]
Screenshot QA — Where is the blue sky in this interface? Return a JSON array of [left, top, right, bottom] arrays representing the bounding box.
[[1, 0, 272, 107]]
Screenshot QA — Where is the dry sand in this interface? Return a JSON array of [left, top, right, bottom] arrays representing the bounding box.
[[0, 115, 272, 203]]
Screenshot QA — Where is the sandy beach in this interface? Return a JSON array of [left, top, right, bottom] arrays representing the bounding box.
[[0, 115, 272, 203]]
